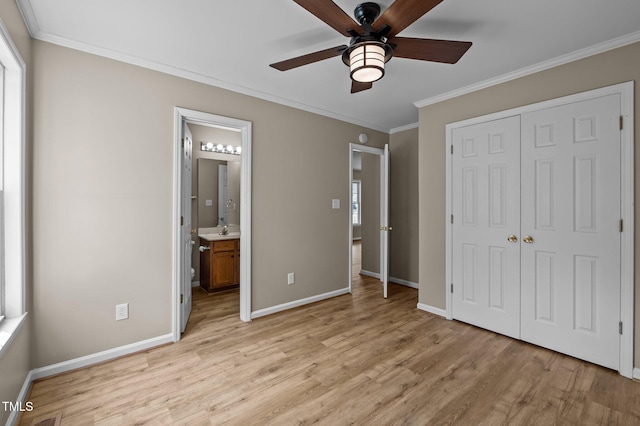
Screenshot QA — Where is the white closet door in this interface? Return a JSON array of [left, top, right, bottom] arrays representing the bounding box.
[[520, 94, 621, 370], [451, 116, 521, 339]]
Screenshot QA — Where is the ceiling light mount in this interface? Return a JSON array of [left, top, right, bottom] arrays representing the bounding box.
[[354, 2, 381, 26]]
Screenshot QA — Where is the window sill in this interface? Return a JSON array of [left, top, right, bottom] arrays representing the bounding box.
[[0, 312, 27, 359]]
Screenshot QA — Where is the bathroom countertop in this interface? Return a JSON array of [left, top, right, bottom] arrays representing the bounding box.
[[198, 232, 241, 242]]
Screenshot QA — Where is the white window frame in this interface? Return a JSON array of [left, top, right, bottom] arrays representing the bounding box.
[[0, 16, 27, 358], [352, 179, 362, 226]]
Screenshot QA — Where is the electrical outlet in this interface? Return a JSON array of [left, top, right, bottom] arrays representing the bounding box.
[[287, 272, 295, 285], [116, 303, 129, 321]]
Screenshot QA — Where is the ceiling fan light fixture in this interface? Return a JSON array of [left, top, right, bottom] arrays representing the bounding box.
[[349, 42, 385, 83]]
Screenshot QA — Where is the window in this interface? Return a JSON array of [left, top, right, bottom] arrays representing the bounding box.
[[352, 180, 361, 226], [0, 17, 26, 356], [0, 62, 4, 322]]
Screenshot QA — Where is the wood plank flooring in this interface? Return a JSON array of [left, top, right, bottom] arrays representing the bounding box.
[[19, 243, 640, 425]]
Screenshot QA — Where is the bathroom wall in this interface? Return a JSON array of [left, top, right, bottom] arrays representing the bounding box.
[[227, 161, 241, 226]]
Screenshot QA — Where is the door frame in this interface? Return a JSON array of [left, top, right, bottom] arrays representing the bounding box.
[[173, 107, 252, 342], [348, 143, 390, 296], [445, 81, 634, 378]]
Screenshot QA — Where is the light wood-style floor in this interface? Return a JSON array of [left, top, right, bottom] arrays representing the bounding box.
[[20, 242, 640, 425]]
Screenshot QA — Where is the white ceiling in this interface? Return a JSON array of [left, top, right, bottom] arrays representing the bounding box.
[[16, 0, 640, 133]]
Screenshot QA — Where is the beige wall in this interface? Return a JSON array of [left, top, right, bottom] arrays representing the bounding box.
[[418, 41, 640, 366], [0, 1, 32, 424], [360, 151, 381, 274], [31, 40, 388, 367], [389, 127, 419, 284]]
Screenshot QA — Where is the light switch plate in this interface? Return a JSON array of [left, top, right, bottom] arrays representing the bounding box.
[[332, 199, 340, 209]]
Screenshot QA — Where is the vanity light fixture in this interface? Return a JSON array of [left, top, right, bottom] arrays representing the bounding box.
[[200, 141, 241, 155]]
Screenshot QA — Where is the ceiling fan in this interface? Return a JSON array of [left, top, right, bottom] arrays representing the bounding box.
[[270, 0, 473, 93]]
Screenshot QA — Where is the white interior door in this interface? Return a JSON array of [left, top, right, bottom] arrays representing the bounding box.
[[451, 116, 522, 338], [520, 94, 621, 370], [348, 143, 389, 299], [381, 144, 390, 298], [180, 122, 193, 333]]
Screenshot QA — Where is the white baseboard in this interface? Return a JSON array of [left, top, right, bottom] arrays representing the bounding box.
[[417, 303, 447, 318], [30, 333, 173, 381], [7, 334, 173, 426], [390, 277, 419, 289], [358, 271, 418, 289], [251, 288, 350, 319], [359, 269, 380, 279], [633, 368, 640, 380], [6, 368, 34, 426]]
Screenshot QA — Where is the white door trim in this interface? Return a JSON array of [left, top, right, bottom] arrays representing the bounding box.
[[173, 108, 253, 342], [445, 81, 634, 378]]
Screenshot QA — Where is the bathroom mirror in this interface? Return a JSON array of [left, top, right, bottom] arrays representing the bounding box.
[[197, 158, 241, 228]]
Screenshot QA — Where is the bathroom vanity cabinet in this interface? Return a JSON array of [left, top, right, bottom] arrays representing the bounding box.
[[199, 237, 240, 292]]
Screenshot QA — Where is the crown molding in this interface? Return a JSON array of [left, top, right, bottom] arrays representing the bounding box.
[[18, 9, 391, 134], [389, 122, 418, 134], [15, 0, 39, 37], [415, 31, 640, 109]]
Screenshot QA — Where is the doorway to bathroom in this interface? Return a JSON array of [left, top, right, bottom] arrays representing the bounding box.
[[173, 108, 252, 342]]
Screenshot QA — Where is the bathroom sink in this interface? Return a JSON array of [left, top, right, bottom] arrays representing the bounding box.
[[198, 232, 241, 241]]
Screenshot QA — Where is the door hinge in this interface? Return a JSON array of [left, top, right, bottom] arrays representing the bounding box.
[[619, 321, 623, 335], [451, 214, 454, 224], [451, 145, 454, 154], [620, 116, 623, 130], [450, 283, 454, 293], [181, 294, 184, 304], [619, 219, 623, 233], [181, 216, 184, 226], [181, 138, 185, 148]]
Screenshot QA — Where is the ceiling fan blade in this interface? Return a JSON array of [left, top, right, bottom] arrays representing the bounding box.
[[270, 45, 348, 71], [351, 81, 373, 94], [372, 0, 444, 37], [293, 0, 362, 37], [391, 37, 472, 64]]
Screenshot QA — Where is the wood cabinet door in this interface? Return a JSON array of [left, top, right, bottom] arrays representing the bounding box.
[[213, 251, 236, 287]]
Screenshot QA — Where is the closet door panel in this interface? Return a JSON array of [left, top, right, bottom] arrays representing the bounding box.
[[451, 116, 521, 339], [520, 94, 621, 370]]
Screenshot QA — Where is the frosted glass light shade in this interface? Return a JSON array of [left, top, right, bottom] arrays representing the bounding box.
[[349, 44, 385, 83]]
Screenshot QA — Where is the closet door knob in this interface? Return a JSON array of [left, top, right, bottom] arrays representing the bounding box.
[[523, 235, 534, 244], [507, 235, 518, 243]]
